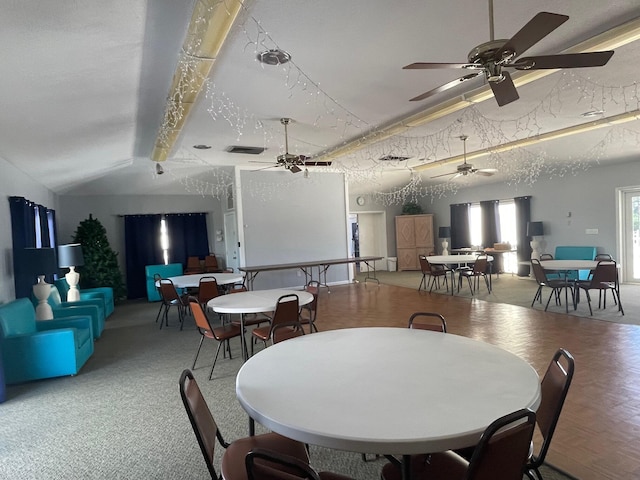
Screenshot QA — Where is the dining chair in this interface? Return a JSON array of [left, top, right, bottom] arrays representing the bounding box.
[[185, 256, 204, 274], [589, 254, 616, 306], [418, 256, 449, 293], [380, 408, 536, 480], [246, 448, 355, 480], [574, 260, 623, 315], [299, 280, 320, 333], [197, 276, 222, 311], [457, 254, 491, 295], [538, 254, 561, 280], [179, 369, 310, 480], [272, 321, 306, 344], [188, 297, 242, 380], [204, 255, 224, 273], [158, 278, 189, 330], [251, 294, 300, 353], [407, 312, 447, 332], [530, 259, 574, 313], [525, 348, 575, 480]]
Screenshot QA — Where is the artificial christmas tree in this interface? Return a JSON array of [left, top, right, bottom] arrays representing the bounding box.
[[72, 214, 126, 300]]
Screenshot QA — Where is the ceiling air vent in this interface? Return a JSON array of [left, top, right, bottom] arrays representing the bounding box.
[[226, 146, 266, 155], [378, 155, 410, 162]]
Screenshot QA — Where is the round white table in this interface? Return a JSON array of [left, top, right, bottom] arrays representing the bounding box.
[[426, 254, 494, 295], [208, 288, 313, 360], [236, 327, 540, 477], [162, 273, 244, 289]]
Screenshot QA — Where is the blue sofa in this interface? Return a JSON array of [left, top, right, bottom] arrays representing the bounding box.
[[0, 298, 94, 384], [145, 263, 183, 301], [554, 246, 597, 280], [54, 278, 114, 318], [32, 286, 105, 339]]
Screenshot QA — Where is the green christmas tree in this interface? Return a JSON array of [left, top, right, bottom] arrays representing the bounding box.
[[72, 214, 126, 300]]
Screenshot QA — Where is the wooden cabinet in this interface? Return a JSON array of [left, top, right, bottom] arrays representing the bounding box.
[[396, 214, 435, 271]]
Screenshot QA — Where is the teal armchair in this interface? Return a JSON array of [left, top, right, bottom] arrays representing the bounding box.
[[0, 298, 94, 385], [54, 278, 114, 317], [33, 286, 105, 339]]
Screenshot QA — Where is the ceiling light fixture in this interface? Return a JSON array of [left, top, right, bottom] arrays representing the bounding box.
[[193, 144, 212, 149], [581, 110, 605, 117], [257, 49, 291, 65], [156, 163, 164, 175]]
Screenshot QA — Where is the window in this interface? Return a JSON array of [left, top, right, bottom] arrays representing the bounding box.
[[160, 217, 170, 265], [468, 200, 517, 273]]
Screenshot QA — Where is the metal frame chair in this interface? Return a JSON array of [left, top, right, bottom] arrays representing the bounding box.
[[574, 260, 623, 315], [530, 259, 575, 313], [158, 278, 189, 330], [246, 448, 355, 480], [299, 280, 320, 333], [457, 254, 491, 295], [251, 294, 300, 353], [407, 312, 447, 332]]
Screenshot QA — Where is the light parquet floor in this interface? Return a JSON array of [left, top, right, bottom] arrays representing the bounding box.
[[314, 281, 640, 480]]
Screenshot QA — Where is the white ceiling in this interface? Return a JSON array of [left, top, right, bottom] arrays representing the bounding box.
[[2, 0, 639, 198]]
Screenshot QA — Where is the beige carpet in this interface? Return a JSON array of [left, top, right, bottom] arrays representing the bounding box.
[[357, 270, 638, 325]]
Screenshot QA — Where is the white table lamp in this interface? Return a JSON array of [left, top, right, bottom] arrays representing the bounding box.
[[527, 221, 545, 260], [20, 247, 58, 320], [57, 244, 85, 302], [439, 226, 451, 256]]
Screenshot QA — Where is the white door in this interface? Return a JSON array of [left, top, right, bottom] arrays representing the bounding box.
[[354, 212, 387, 271], [620, 187, 640, 283], [224, 212, 239, 272]]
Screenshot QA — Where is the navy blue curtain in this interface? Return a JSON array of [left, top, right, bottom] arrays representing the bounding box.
[[481, 200, 501, 272], [515, 196, 532, 276], [124, 215, 163, 299], [10, 197, 39, 298], [165, 213, 209, 267], [450, 203, 471, 249]]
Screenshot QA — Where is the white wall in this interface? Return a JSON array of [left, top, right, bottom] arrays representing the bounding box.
[[0, 157, 57, 303]]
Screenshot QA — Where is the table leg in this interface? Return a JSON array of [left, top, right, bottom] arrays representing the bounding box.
[[249, 417, 255, 436], [402, 454, 411, 480], [240, 313, 249, 361]]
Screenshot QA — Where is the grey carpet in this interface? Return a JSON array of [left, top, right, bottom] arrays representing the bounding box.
[[1, 300, 574, 479], [358, 270, 637, 325]]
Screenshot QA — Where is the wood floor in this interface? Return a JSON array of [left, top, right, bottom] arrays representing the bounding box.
[[313, 281, 640, 480]]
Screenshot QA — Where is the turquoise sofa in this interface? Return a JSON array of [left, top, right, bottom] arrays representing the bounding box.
[[32, 286, 105, 339], [145, 263, 183, 301], [0, 298, 94, 384], [54, 278, 114, 317], [554, 246, 597, 280]]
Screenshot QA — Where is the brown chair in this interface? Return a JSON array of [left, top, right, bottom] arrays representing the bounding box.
[[408, 312, 447, 332], [204, 255, 224, 273], [298, 280, 320, 333], [381, 408, 536, 480], [530, 259, 574, 313], [197, 276, 222, 311], [246, 448, 355, 480], [525, 348, 575, 480], [457, 254, 491, 295], [575, 260, 623, 315], [251, 294, 300, 352], [188, 297, 242, 380], [418, 255, 449, 293], [272, 321, 305, 344], [158, 278, 189, 330], [179, 369, 310, 480], [153, 273, 164, 324], [185, 256, 204, 274]]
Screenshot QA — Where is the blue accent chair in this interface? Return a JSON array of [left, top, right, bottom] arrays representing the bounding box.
[[54, 278, 114, 317], [145, 263, 184, 302], [555, 246, 597, 280], [0, 298, 94, 385], [32, 286, 105, 339]]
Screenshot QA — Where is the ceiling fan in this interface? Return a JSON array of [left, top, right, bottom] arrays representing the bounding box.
[[431, 135, 497, 180], [403, 0, 614, 107], [251, 118, 331, 173]]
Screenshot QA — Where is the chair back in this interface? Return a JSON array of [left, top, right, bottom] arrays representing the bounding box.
[[198, 276, 220, 305], [467, 408, 536, 480], [539, 254, 554, 261], [178, 369, 225, 479], [530, 259, 548, 285], [185, 256, 203, 273], [246, 448, 321, 480], [418, 255, 430, 274], [407, 312, 447, 332], [529, 348, 575, 471], [271, 294, 300, 329], [204, 255, 221, 273], [595, 253, 613, 261], [590, 260, 617, 286], [159, 279, 180, 303], [188, 297, 213, 334], [303, 280, 319, 317], [0, 298, 37, 336], [473, 254, 488, 274]]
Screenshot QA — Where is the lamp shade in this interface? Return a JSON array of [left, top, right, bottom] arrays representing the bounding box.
[[438, 226, 451, 238], [527, 221, 544, 237], [19, 247, 58, 277], [57, 244, 85, 268]]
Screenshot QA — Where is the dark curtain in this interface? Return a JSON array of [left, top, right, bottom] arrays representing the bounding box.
[[165, 213, 209, 267], [124, 215, 163, 299], [9, 197, 55, 298], [450, 203, 471, 249], [515, 196, 532, 276], [481, 200, 502, 272]]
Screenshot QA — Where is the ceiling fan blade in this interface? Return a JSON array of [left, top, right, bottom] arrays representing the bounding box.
[[496, 12, 569, 60], [304, 160, 332, 166], [410, 72, 482, 102], [289, 165, 302, 174], [475, 169, 498, 176], [513, 51, 614, 70], [430, 171, 457, 179], [251, 164, 278, 172], [489, 71, 519, 107], [450, 172, 463, 181], [403, 62, 482, 70]]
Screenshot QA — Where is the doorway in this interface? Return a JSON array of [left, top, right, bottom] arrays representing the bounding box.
[[618, 186, 640, 283], [348, 211, 388, 273], [224, 212, 239, 272]]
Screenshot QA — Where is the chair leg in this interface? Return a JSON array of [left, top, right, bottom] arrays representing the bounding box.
[[418, 274, 426, 291], [531, 286, 542, 307], [192, 336, 205, 369], [154, 301, 164, 323], [209, 341, 224, 380]]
